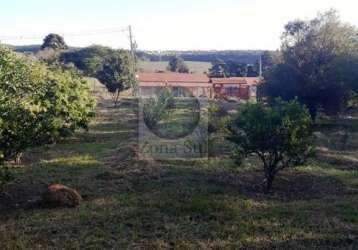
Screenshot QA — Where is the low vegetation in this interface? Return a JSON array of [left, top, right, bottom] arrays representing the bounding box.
[[227, 100, 314, 192], [0, 46, 95, 185], [0, 92, 357, 249]]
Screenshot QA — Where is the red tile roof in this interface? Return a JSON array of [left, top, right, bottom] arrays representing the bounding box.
[[137, 73, 261, 87], [137, 72, 210, 83], [211, 77, 261, 85], [139, 82, 213, 88]]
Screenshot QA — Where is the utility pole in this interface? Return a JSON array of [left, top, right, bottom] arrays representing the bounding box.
[[128, 25, 138, 96], [129, 25, 135, 60], [259, 55, 263, 78]]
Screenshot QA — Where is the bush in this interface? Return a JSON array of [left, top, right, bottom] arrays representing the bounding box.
[[0, 46, 95, 163], [0, 166, 14, 192], [227, 100, 314, 192], [143, 87, 174, 129]]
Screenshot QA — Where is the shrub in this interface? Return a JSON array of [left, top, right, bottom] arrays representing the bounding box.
[[0, 166, 14, 192], [0, 46, 95, 163], [143, 87, 174, 129], [227, 100, 314, 192]]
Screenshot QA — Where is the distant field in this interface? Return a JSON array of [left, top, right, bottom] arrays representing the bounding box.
[[139, 61, 211, 74]]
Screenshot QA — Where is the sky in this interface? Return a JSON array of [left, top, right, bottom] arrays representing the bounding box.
[[0, 0, 357, 51]]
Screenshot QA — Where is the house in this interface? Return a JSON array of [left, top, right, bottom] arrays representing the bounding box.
[[211, 77, 260, 102], [137, 72, 261, 101], [137, 73, 213, 98]]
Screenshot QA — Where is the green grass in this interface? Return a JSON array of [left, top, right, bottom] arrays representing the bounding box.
[[139, 61, 212, 74], [0, 96, 358, 249]]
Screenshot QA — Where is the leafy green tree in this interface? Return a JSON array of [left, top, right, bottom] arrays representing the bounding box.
[[0, 46, 95, 164], [41, 34, 68, 50], [263, 10, 358, 120], [60, 45, 114, 76], [96, 50, 136, 106], [227, 100, 314, 193], [167, 56, 189, 73]]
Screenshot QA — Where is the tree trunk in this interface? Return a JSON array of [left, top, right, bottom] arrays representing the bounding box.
[[264, 167, 276, 193], [114, 90, 120, 108], [265, 175, 275, 193]]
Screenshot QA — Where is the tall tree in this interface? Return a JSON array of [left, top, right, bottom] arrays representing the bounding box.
[[261, 50, 281, 73], [263, 10, 358, 120], [167, 56, 189, 73], [96, 50, 136, 106], [41, 34, 68, 50], [209, 59, 227, 77]]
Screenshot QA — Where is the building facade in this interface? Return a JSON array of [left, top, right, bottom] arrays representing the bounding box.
[[137, 73, 261, 101]]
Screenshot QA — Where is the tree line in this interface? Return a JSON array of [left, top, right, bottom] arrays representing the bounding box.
[[37, 35, 137, 106]]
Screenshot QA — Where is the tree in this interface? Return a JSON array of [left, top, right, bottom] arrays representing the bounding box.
[[263, 10, 358, 120], [96, 50, 136, 106], [60, 45, 114, 76], [167, 56, 189, 73], [225, 60, 248, 77], [246, 65, 258, 77], [0, 46, 95, 164], [227, 100, 314, 193], [41, 34, 68, 50], [209, 59, 227, 77], [261, 50, 281, 73], [209, 59, 259, 77]]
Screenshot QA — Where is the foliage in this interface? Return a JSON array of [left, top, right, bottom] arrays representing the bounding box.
[[209, 59, 228, 77], [62, 46, 137, 105], [0, 46, 95, 163], [0, 166, 14, 191], [41, 34, 68, 51], [263, 10, 358, 119], [209, 59, 260, 77], [96, 50, 136, 106], [227, 100, 314, 192], [225, 60, 248, 77], [36, 48, 62, 65], [261, 50, 281, 73], [137, 50, 264, 64], [143, 87, 174, 129], [167, 56, 189, 73], [60, 45, 115, 76]]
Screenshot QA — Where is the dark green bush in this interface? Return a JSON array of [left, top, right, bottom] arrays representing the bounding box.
[[227, 100, 314, 192]]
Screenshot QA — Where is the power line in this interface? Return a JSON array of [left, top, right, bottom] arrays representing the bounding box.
[[0, 27, 129, 41]]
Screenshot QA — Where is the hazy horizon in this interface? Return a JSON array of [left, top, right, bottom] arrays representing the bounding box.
[[1, 0, 357, 51]]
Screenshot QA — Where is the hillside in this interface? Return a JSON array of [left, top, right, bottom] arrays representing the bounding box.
[[137, 50, 265, 64], [9, 44, 266, 64]]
